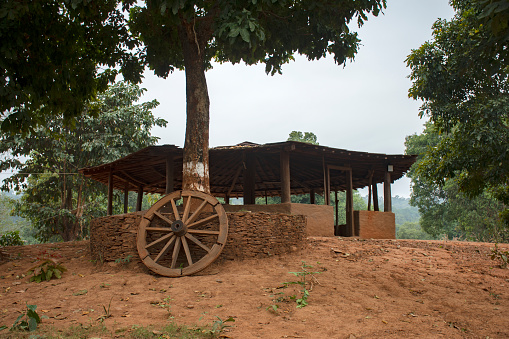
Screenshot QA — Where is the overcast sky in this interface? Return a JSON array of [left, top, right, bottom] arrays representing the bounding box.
[[139, 0, 455, 198]]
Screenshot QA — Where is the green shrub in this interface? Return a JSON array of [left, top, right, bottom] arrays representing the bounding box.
[[0, 231, 24, 246]]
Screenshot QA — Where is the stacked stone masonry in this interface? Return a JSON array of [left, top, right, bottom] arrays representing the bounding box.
[[89, 211, 306, 265]]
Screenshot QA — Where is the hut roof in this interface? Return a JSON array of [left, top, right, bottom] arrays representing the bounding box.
[[79, 141, 416, 197]]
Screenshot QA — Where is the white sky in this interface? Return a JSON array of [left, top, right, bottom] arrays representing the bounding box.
[[139, 0, 455, 198]]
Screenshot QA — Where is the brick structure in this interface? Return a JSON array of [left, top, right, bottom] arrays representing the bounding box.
[[354, 210, 395, 239], [89, 211, 306, 264]]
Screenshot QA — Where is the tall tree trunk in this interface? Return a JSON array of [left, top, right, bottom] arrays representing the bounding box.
[[178, 19, 211, 193]]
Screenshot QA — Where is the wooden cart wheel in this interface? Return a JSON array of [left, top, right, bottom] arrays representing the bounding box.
[[137, 190, 228, 277]]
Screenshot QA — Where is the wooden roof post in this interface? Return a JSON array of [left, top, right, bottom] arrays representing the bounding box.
[[334, 190, 339, 228], [107, 167, 113, 216], [372, 182, 379, 212], [136, 186, 143, 212], [367, 170, 373, 211], [346, 169, 354, 236], [123, 181, 129, 214], [323, 158, 330, 205], [243, 153, 256, 204], [280, 150, 291, 203], [310, 189, 315, 205], [165, 154, 174, 194], [384, 165, 392, 212]]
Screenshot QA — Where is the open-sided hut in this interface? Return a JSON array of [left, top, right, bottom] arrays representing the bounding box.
[[80, 141, 416, 239]]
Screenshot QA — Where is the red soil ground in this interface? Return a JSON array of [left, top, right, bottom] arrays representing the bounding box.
[[0, 237, 508, 338]]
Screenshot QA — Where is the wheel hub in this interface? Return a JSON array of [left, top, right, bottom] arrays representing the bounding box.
[[171, 219, 187, 236]]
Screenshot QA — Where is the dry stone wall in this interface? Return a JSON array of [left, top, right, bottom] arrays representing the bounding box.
[[89, 211, 306, 265]]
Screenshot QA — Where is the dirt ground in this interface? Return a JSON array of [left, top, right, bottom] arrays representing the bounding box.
[[0, 237, 508, 338]]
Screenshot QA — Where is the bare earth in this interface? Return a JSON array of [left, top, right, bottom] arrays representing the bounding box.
[[1, 237, 508, 338]]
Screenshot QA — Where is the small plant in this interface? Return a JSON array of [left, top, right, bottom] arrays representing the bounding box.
[[202, 316, 235, 335], [490, 243, 509, 268], [114, 254, 133, 264], [10, 303, 42, 332], [0, 231, 24, 246], [284, 261, 321, 308], [97, 296, 113, 322], [27, 258, 67, 283]]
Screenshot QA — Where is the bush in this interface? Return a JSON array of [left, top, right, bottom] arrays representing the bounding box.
[[0, 231, 24, 246]]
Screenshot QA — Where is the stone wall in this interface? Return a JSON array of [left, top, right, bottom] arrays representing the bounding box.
[[89, 211, 306, 264], [223, 203, 333, 237]]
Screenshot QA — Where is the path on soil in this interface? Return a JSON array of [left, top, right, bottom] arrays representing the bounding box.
[[1, 237, 508, 338]]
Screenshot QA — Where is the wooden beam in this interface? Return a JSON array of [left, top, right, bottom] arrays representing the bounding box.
[[280, 150, 291, 203], [227, 165, 243, 197], [346, 169, 354, 236], [136, 186, 143, 212], [367, 170, 373, 211], [107, 168, 114, 216], [166, 155, 174, 194], [323, 156, 330, 205], [243, 153, 256, 204], [384, 171, 392, 212], [310, 189, 315, 205], [123, 181, 129, 214], [373, 182, 379, 212]]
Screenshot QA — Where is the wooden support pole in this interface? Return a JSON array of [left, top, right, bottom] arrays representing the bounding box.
[[123, 182, 129, 214], [384, 171, 392, 212], [165, 155, 174, 194], [334, 190, 339, 227], [225, 194, 230, 205], [107, 168, 114, 216], [346, 170, 354, 236], [310, 189, 315, 205], [372, 182, 379, 212], [280, 151, 291, 203], [243, 153, 256, 205], [323, 159, 330, 206], [136, 186, 143, 212], [367, 171, 373, 211]]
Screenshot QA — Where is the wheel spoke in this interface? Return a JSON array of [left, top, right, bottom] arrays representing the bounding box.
[[184, 199, 208, 226], [154, 235, 176, 263], [187, 213, 219, 229], [170, 198, 180, 221], [181, 236, 193, 266], [145, 232, 174, 249], [154, 211, 173, 226], [182, 196, 192, 222], [170, 237, 182, 269], [146, 227, 173, 232], [188, 229, 220, 235], [185, 233, 211, 253]]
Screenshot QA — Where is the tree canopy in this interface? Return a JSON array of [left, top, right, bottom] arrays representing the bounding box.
[[0, 1, 142, 133], [0, 82, 166, 241], [405, 123, 507, 242], [287, 131, 319, 145], [406, 0, 509, 224]]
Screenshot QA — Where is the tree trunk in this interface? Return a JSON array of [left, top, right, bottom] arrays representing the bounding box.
[[178, 20, 211, 193]]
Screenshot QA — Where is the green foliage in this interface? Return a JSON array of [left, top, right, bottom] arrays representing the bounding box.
[[129, 0, 386, 76], [27, 259, 67, 283], [203, 316, 235, 336], [406, 0, 509, 226], [490, 243, 509, 269], [115, 254, 133, 264], [396, 222, 435, 240], [284, 261, 321, 308], [0, 230, 24, 246], [0, 1, 142, 133], [287, 131, 319, 145], [10, 303, 42, 332], [0, 82, 166, 242], [405, 123, 507, 242]]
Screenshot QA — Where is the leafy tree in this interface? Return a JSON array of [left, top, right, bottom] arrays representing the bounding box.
[[406, 0, 509, 225], [128, 0, 386, 192], [405, 123, 507, 242], [287, 131, 319, 145], [0, 1, 142, 133], [396, 222, 434, 240], [0, 82, 166, 242]]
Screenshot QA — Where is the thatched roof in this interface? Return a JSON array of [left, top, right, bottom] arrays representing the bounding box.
[[79, 141, 416, 197]]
